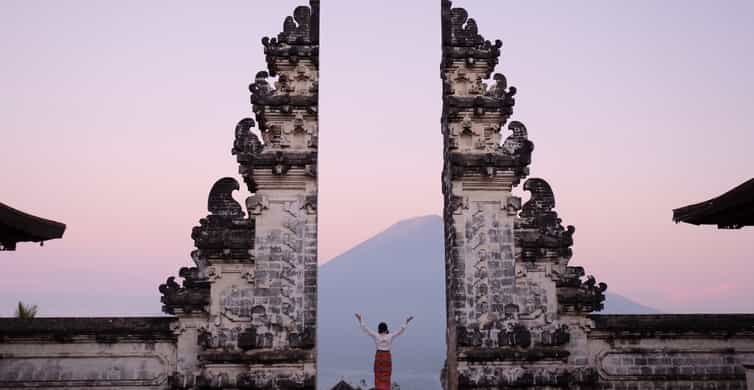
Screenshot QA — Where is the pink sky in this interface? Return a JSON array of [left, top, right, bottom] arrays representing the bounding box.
[[1, 0, 753, 315]]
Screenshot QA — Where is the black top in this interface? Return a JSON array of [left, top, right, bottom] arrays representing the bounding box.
[[672, 178, 754, 229], [0, 202, 66, 250]]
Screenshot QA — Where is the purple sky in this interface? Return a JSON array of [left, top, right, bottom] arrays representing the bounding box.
[[1, 0, 753, 315]]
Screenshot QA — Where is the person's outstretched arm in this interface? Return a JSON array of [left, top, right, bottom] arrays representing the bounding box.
[[355, 313, 378, 340], [390, 316, 414, 340]]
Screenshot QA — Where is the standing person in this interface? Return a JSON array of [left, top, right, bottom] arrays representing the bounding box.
[[354, 313, 414, 390]]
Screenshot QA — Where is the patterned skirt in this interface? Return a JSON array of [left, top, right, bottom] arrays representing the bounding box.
[[374, 350, 392, 390]]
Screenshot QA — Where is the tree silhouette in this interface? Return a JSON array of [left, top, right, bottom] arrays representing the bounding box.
[[14, 301, 37, 319]]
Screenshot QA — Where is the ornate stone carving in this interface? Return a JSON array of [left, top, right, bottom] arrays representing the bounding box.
[[557, 267, 607, 313], [191, 178, 254, 262], [168, 371, 194, 389], [261, 1, 319, 78], [198, 326, 243, 351], [517, 178, 575, 261], [502, 121, 533, 164], [250, 70, 274, 97], [540, 324, 571, 347], [159, 274, 210, 315], [441, 0, 503, 78], [236, 371, 315, 390], [207, 178, 244, 219], [443, 4, 483, 47], [444, 120, 531, 180], [458, 366, 598, 388], [196, 372, 231, 390], [442, 3, 606, 389], [162, 3, 320, 386], [498, 323, 533, 348], [486, 73, 516, 99], [246, 195, 269, 216], [233, 117, 263, 167], [277, 5, 314, 45]]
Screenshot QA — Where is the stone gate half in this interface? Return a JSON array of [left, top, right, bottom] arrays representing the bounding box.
[[441, 1, 754, 389], [0, 2, 319, 389], [161, 1, 320, 387]]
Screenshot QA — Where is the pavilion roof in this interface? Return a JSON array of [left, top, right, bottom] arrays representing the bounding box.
[[673, 178, 754, 229], [0, 202, 66, 250]]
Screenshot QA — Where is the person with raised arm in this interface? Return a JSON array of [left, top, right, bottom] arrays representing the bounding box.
[[354, 313, 414, 390]]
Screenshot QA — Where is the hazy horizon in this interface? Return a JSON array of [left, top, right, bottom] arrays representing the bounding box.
[[2, 0, 753, 315]]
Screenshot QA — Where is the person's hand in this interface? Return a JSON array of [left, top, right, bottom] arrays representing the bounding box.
[[406, 316, 414, 323], [355, 313, 362, 322]]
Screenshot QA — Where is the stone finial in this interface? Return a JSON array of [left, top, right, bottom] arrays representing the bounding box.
[[521, 178, 556, 217], [263, 0, 319, 48], [158, 274, 210, 315], [192, 178, 254, 262], [279, 6, 313, 45], [517, 178, 575, 261], [557, 267, 608, 313], [486, 73, 517, 100], [441, 0, 503, 76], [442, 0, 487, 48], [261, 2, 320, 76], [502, 121, 534, 165], [232, 118, 263, 163], [441, 2, 517, 125], [207, 178, 244, 219], [249, 71, 274, 99]]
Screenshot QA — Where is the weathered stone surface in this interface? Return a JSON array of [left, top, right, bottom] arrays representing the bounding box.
[[745, 363, 754, 389], [0, 2, 320, 389], [190, 177, 255, 262], [173, 1, 319, 387], [0, 318, 176, 389], [0, 317, 175, 340], [588, 314, 754, 389], [590, 314, 754, 335], [159, 267, 211, 315], [441, 2, 754, 390], [4, 3, 754, 390]]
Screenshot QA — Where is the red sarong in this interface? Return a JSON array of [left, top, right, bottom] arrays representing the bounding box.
[[374, 350, 392, 390]]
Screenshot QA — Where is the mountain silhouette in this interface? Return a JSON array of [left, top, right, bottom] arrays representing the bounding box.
[[317, 215, 658, 389]]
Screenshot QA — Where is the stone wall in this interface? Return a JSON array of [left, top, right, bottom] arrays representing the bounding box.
[[0, 318, 177, 389], [589, 315, 754, 389]]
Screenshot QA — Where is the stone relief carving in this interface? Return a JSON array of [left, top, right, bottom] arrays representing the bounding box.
[[0, 355, 171, 387], [249, 71, 275, 99], [162, 4, 319, 384], [443, 2, 484, 47], [190, 178, 254, 262], [221, 285, 256, 320], [159, 273, 210, 315], [232, 117, 263, 162], [277, 5, 314, 45], [207, 178, 244, 219], [517, 178, 575, 261]]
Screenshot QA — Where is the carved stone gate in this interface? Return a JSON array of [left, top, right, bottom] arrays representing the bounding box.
[[1, 1, 754, 390], [440, 1, 754, 389], [1, 1, 319, 389], [161, 1, 320, 387]]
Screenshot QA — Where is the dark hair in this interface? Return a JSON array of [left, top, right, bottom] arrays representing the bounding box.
[[378, 322, 389, 334]]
